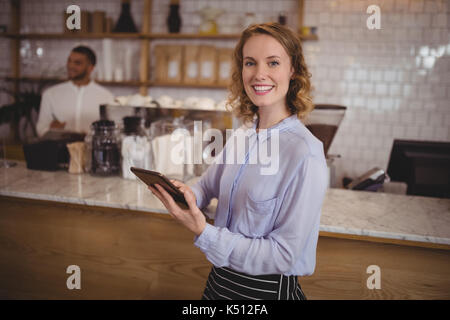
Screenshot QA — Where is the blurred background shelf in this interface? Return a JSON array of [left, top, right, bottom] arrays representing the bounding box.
[[1, 32, 317, 41], [3, 77, 229, 89], [1, 32, 142, 39], [3, 0, 317, 97]]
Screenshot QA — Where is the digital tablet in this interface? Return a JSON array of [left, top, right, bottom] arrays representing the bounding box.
[[130, 167, 189, 209]]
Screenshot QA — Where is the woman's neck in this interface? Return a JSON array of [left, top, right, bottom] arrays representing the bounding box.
[[256, 108, 291, 131]]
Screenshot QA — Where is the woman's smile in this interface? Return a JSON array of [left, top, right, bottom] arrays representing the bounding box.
[[252, 84, 275, 95]]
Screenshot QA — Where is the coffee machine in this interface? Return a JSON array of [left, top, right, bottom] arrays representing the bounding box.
[[303, 104, 346, 188]]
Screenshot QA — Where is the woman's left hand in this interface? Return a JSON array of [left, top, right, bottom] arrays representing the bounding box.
[[149, 182, 206, 236]]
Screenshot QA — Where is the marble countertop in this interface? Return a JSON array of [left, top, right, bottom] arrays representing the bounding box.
[[1, 162, 449, 247]]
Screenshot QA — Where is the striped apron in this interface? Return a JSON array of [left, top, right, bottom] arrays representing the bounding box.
[[202, 266, 307, 300]]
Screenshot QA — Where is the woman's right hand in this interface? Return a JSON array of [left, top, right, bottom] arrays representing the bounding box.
[[149, 180, 206, 236], [169, 179, 199, 207], [170, 180, 194, 198]]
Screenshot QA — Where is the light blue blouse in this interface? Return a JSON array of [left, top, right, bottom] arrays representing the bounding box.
[[191, 114, 328, 276]]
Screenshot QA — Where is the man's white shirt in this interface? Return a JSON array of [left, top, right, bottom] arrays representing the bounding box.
[[36, 80, 114, 136]]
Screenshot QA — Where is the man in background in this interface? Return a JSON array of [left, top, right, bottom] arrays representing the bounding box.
[[36, 46, 114, 136]]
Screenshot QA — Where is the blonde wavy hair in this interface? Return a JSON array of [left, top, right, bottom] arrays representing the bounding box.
[[227, 23, 314, 124]]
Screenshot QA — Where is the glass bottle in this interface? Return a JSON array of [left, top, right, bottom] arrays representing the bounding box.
[[278, 12, 287, 25], [113, 0, 137, 33], [167, 3, 182, 33]]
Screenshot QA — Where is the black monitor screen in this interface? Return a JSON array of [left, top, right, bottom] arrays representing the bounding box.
[[386, 139, 450, 198]]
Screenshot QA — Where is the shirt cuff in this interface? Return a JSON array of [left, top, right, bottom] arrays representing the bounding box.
[[194, 222, 217, 252]]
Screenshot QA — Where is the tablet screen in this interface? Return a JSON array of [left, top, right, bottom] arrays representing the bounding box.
[[130, 167, 189, 209]]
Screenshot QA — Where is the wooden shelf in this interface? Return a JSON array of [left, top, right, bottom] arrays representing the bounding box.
[[147, 33, 318, 41], [4, 76, 145, 87], [99, 80, 146, 86], [1, 32, 239, 40], [149, 81, 227, 89], [3, 76, 229, 89], [2, 32, 142, 39], [145, 33, 241, 40], [3, 76, 63, 83], [4, 1, 317, 97], [1, 32, 317, 41], [300, 34, 318, 41]]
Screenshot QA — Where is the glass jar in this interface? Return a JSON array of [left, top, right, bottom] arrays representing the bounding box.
[[87, 120, 121, 176], [149, 117, 194, 182], [121, 116, 151, 180]]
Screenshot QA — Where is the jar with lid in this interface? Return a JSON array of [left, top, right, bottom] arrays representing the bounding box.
[[121, 116, 151, 179], [149, 117, 194, 182], [86, 120, 121, 176]]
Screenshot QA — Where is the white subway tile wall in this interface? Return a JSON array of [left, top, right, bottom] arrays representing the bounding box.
[[0, 0, 449, 187]]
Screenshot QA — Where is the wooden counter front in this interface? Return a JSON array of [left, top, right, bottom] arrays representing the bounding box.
[[1, 195, 449, 299], [0, 196, 209, 299]]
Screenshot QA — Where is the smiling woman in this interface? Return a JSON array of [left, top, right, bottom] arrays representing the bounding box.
[[228, 23, 314, 126], [149, 23, 328, 301]]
